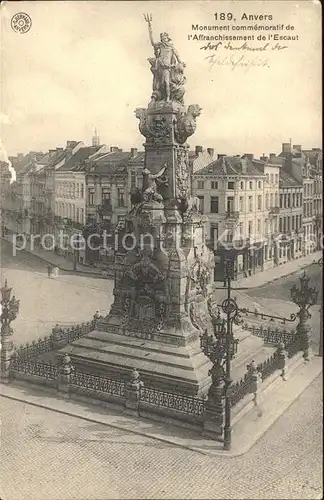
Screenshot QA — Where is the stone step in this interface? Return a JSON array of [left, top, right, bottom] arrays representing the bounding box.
[[64, 334, 207, 372]]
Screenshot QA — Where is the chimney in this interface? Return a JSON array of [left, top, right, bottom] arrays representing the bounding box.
[[130, 148, 138, 158], [241, 158, 249, 174], [66, 141, 78, 150], [56, 147, 63, 152], [269, 153, 276, 159], [8, 156, 18, 167], [282, 142, 291, 154], [260, 154, 268, 161], [244, 153, 254, 160], [217, 154, 226, 159], [110, 146, 119, 153], [207, 148, 214, 157], [293, 144, 302, 152], [195, 145, 203, 155]]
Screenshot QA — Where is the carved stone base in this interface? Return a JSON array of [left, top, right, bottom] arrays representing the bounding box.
[[57, 317, 212, 396]]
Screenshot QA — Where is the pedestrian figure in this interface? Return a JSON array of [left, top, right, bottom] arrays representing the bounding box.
[[47, 265, 52, 278]]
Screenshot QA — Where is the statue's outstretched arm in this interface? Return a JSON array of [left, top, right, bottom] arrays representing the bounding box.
[[144, 14, 155, 47]]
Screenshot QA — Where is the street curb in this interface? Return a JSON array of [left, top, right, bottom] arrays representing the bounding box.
[[0, 237, 110, 279], [1, 359, 322, 458], [233, 258, 322, 290], [0, 391, 209, 457]]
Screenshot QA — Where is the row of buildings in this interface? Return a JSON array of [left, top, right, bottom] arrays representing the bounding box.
[[1, 135, 322, 280]]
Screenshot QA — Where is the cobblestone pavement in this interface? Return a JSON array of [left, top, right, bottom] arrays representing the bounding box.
[[1, 376, 322, 500], [0, 240, 112, 344]]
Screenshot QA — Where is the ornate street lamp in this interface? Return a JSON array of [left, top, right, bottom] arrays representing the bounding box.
[[201, 249, 241, 451], [290, 271, 318, 361], [0, 279, 20, 379]]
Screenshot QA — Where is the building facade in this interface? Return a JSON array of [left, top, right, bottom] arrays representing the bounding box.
[[194, 154, 280, 280]]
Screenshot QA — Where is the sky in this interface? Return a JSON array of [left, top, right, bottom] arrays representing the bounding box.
[[0, 0, 322, 159]]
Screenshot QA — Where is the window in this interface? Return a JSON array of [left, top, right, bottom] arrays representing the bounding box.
[[210, 224, 218, 245], [238, 222, 243, 238], [249, 181, 253, 190], [265, 219, 268, 233], [80, 185, 84, 199], [211, 181, 218, 189], [257, 219, 261, 234], [248, 220, 253, 237], [258, 181, 262, 189], [118, 189, 125, 207], [227, 196, 234, 214], [88, 188, 95, 206], [197, 196, 204, 213], [80, 209, 84, 223], [240, 181, 244, 189], [210, 196, 219, 213], [197, 181, 204, 189], [248, 196, 253, 212], [102, 188, 111, 206], [226, 230, 233, 243], [131, 172, 136, 189], [228, 181, 235, 190], [239, 196, 244, 211], [266, 193, 269, 209], [270, 193, 274, 207], [292, 216, 295, 230], [270, 174, 274, 183], [257, 195, 262, 210]]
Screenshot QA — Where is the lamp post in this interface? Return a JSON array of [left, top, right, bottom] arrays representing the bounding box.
[[290, 271, 318, 361], [201, 249, 240, 450], [0, 279, 20, 380]]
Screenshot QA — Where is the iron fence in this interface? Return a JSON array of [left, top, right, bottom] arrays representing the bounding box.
[[258, 350, 280, 380], [70, 371, 126, 397], [246, 324, 296, 346], [228, 373, 252, 408], [140, 386, 205, 416], [10, 357, 58, 380], [13, 319, 98, 360], [13, 336, 53, 359]]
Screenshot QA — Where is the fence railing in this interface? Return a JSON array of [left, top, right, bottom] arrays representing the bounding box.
[[229, 373, 252, 408], [245, 324, 296, 346], [9, 357, 205, 417], [140, 386, 205, 416], [258, 350, 280, 380], [13, 316, 102, 360], [71, 371, 126, 398], [10, 357, 59, 380]]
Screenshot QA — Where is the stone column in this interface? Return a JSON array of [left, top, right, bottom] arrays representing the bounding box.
[[124, 368, 144, 416], [296, 309, 310, 361], [57, 353, 74, 397], [0, 324, 14, 381], [202, 363, 225, 439]]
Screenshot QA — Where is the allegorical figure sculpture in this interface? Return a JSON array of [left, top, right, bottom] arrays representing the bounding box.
[[144, 14, 186, 103]]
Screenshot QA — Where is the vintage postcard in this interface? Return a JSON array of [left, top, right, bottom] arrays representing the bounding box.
[[0, 1, 322, 499]]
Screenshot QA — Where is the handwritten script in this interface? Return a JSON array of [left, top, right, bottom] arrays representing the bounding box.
[[205, 54, 270, 72], [201, 41, 288, 52]]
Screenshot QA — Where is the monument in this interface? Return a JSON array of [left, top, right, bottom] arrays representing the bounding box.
[[60, 16, 215, 395]]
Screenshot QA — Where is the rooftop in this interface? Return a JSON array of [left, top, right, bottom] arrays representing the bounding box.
[[279, 169, 302, 188], [195, 156, 265, 177]]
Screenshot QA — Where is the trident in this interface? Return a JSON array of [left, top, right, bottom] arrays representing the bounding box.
[[143, 13, 152, 24]]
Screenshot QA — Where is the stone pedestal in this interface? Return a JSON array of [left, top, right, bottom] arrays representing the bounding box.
[[58, 31, 214, 396]]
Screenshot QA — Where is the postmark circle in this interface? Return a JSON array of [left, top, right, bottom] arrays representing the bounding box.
[[11, 12, 32, 34]]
